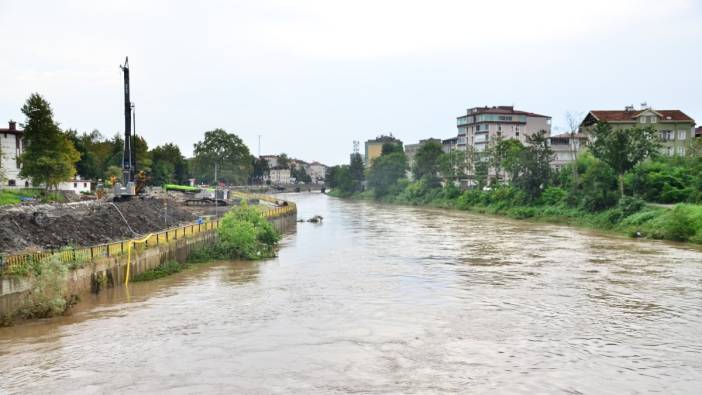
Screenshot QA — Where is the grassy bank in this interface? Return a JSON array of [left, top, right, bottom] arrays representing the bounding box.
[[329, 185, 702, 245]]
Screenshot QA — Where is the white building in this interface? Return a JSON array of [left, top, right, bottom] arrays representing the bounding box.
[[307, 161, 328, 184], [58, 176, 93, 194], [267, 168, 292, 184], [0, 121, 30, 188], [260, 155, 279, 168], [456, 106, 551, 153], [548, 133, 589, 170]]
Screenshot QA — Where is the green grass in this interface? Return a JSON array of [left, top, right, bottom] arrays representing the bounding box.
[[0, 188, 42, 205], [164, 184, 201, 192], [131, 260, 188, 282]]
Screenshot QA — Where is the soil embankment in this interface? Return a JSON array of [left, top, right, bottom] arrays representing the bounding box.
[[0, 198, 195, 253]]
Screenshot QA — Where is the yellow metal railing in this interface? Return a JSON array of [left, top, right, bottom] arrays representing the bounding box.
[[0, 195, 296, 275]]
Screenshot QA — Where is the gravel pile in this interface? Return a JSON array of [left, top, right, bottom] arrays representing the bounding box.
[[0, 198, 196, 253]]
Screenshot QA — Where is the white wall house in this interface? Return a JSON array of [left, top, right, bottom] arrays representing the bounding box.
[[307, 161, 328, 184], [0, 121, 31, 188], [57, 176, 93, 194], [267, 168, 292, 184]]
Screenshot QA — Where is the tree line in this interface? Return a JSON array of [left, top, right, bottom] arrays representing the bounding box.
[[9, 93, 288, 190], [326, 125, 702, 242]]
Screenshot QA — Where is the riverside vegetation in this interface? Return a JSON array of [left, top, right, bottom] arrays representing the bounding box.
[[327, 124, 702, 244], [1, 205, 280, 326], [134, 204, 281, 281]]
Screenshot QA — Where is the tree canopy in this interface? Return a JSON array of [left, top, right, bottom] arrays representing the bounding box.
[[589, 122, 660, 195], [19, 93, 80, 190], [192, 129, 252, 185], [412, 140, 443, 185]]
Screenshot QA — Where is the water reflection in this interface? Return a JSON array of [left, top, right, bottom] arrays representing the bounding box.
[[1, 192, 702, 394]]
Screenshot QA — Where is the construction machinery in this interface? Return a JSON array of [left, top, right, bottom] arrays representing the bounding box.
[[113, 57, 140, 201]]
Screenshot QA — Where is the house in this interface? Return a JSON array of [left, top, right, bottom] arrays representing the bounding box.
[[267, 168, 292, 184], [260, 155, 279, 168], [58, 176, 93, 194], [442, 137, 458, 153], [307, 161, 328, 184], [0, 121, 30, 187], [548, 133, 589, 169], [364, 134, 403, 167], [456, 106, 551, 153], [580, 105, 696, 156]]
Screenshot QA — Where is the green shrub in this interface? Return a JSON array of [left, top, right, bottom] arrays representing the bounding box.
[[508, 207, 537, 219], [540, 187, 566, 206], [645, 205, 701, 241], [214, 204, 281, 260], [618, 196, 646, 217], [132, 260, 186, 282]]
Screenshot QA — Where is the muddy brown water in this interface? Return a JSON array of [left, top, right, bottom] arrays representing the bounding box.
[[1, 193, 702, 394]]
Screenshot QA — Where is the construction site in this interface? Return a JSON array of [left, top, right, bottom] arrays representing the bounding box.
[[0, 57, 277, 256]]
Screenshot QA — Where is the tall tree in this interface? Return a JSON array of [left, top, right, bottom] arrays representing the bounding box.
[[367, 151, 407, 197], [512, 130, 554, 200], [193, 128, 252, 185], [494, 138, 525, 183], [65, 129, 100, 180], [19, 93, 80, 191], [438, 150, 467, 182], [412, 140, 443, 186], [250, 156, 270, 184], [589, 122, 660, 196], [150, 143, 189, 185], [277, 153, 291, 169], [349, 152, 365, 192]]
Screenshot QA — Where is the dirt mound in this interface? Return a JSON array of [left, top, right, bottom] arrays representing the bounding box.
[[0, 198, 196, 253]]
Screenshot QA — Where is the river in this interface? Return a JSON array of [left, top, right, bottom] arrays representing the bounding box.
[[1, 193, 702, 394]]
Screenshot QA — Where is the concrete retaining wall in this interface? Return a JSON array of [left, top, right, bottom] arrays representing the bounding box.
[[1, 211, 296, 318]]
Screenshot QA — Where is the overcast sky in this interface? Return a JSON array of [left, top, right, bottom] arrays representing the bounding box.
[[1, 0, 701, 165]]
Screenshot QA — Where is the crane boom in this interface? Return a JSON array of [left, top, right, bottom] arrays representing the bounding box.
[[120, 57, 134, 185]]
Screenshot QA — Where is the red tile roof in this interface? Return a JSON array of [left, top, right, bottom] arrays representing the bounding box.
[[589, 110, 694, 123]]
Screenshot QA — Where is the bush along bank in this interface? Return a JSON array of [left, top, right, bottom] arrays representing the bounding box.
[[189, 203, 281, 261], [129, 204, 281, 282], [2, 204, 282, 326], [325, 125, 702, 245], [1, 256, 80, 327]]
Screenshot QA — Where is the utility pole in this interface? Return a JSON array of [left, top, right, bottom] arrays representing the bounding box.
[[258, 135, 262, 157]]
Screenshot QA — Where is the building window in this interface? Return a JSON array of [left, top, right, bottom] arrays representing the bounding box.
[[649, 116, 657, 123], [25, 181, 29, 187], [74, 182, 78, 188], [666, 146, 673, 156], [8, 179, 16, 186], [678, 130, 687, 140], [677, 146, 685, 156], [84, 183, 87, 188], [640, 117, 646, 124]]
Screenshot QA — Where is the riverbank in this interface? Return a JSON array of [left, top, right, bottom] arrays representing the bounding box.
[[0, 197, 297, 326], [328, 187, 702, 245]]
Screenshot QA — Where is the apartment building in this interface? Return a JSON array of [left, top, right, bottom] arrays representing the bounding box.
[[580, 105, 696, 156], [456, 106, 551, 153], [442, 137, 458, 153], [307, 161, 328, 184], [548, 133, 589, 170], [364, 134, 402, 167]]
